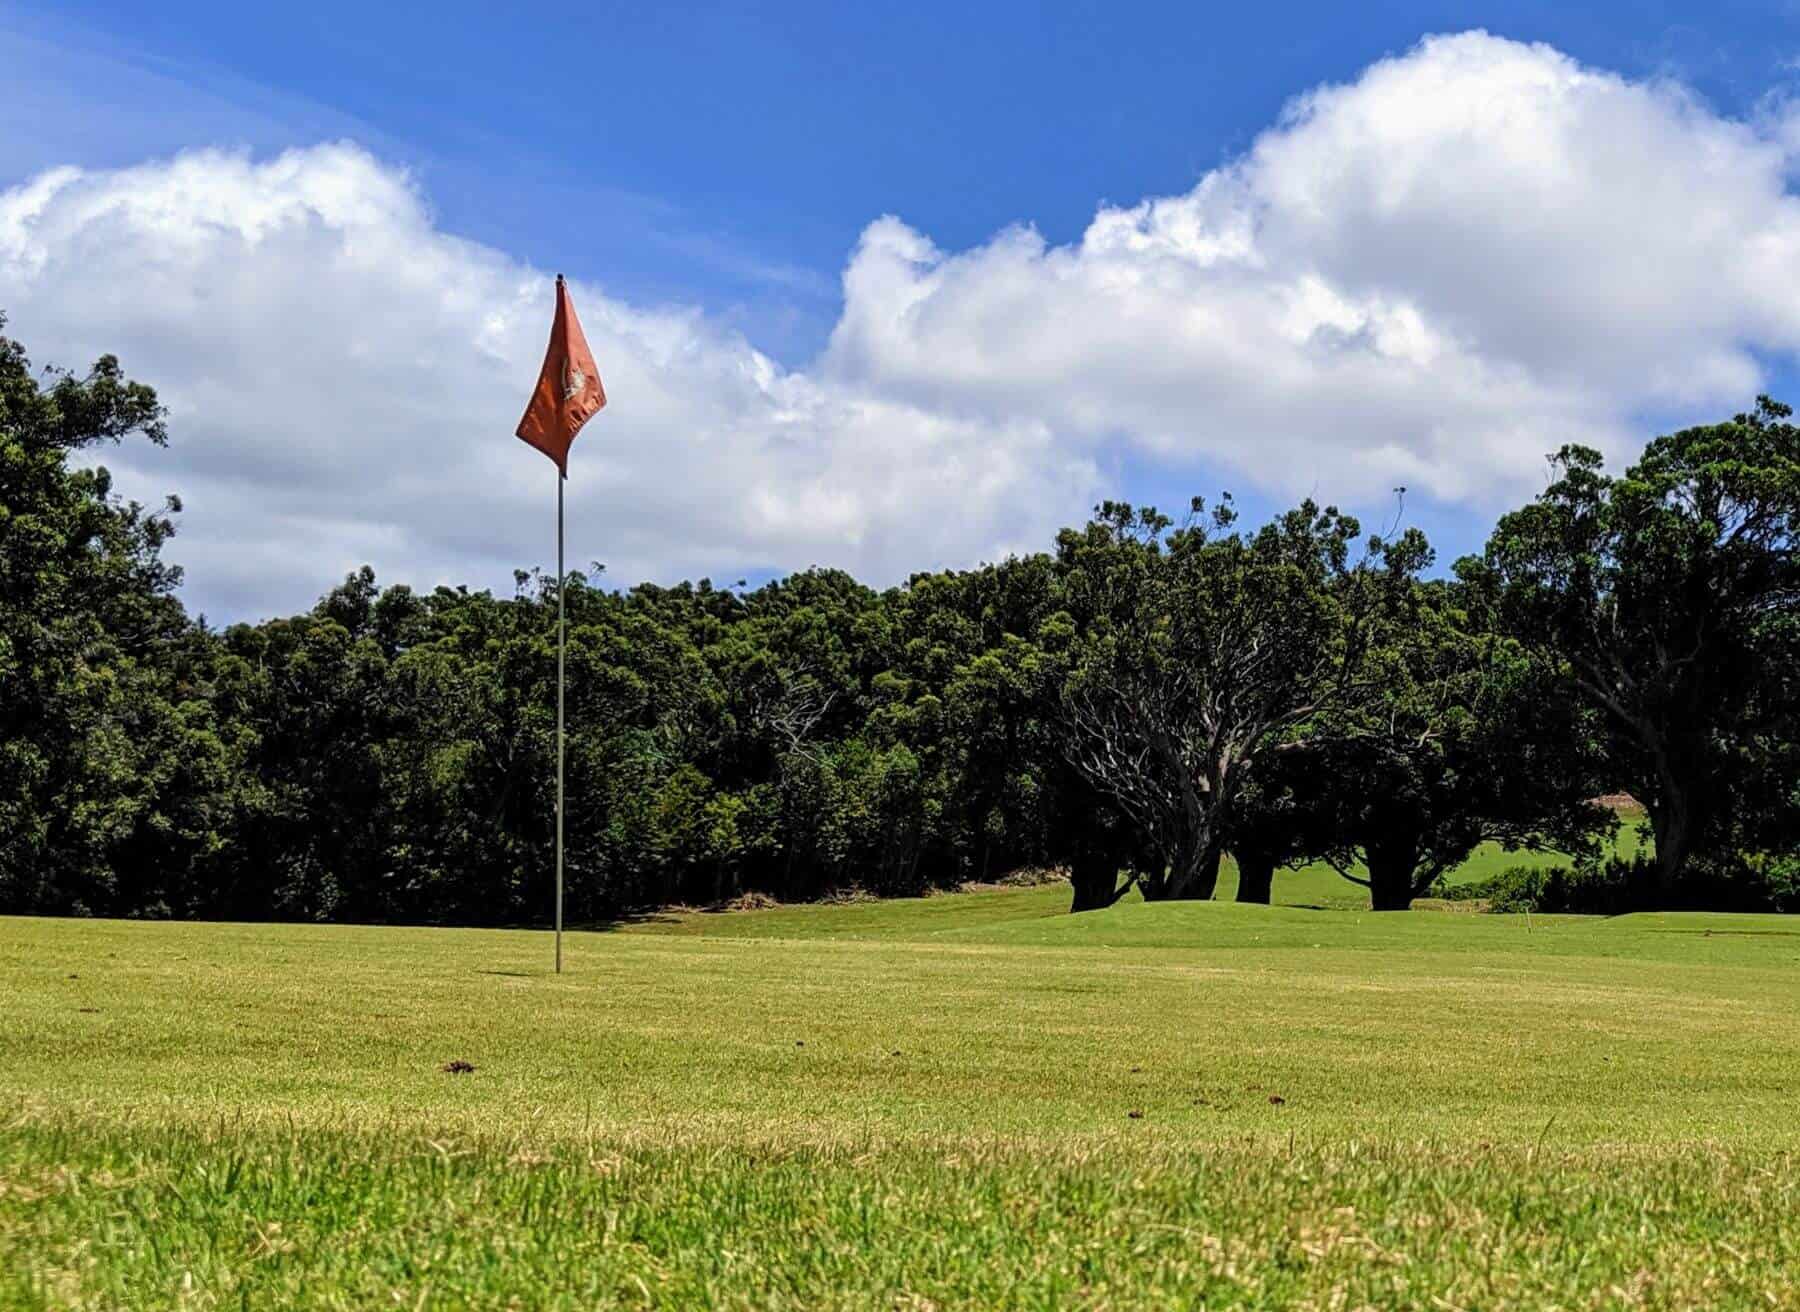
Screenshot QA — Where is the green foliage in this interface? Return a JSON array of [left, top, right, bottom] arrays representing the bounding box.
[[1442, 861, 1645, 915], [3, 314, 1797, 921], [1311, 544, 1614, 910], [1053, 498, 1352, 901], [0, 315, 240, 919], [1472, 397, 1800, 900], [1456, 853, 1800, 915]]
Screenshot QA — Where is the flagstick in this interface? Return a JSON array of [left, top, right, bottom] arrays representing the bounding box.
[[555, 468, 566, 974]]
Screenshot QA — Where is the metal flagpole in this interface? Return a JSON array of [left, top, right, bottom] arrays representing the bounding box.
[[518, 270, 596, 977], [555, 469, 566, 974]]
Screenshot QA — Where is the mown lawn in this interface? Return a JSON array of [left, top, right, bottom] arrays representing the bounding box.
[[626, 819, 1651, 938], [3, 866, 1795, 1309]]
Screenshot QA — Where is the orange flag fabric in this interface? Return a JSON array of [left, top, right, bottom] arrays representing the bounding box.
[[516, 275, 605, 476]]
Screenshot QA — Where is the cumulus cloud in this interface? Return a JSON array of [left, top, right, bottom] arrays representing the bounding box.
[[826, 31, 1800, 502], [6, 30, 1800, 618], [0, 146, 1095, 618]]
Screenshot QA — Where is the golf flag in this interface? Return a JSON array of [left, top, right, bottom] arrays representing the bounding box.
[[516, 274, 605, 476]]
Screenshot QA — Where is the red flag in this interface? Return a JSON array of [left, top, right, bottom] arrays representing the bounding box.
[[516, 275, 605, 476]]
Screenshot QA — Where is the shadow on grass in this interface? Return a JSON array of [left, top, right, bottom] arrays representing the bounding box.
[[566, 910, 689, 933]]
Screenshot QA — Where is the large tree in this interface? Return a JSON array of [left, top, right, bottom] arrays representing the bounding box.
[[1473, 399, 1800, 900], [1226, 744, 1337, 905], [0, 316, 237, 915], [1052, 499, 1353, 901], [1323, 621, 1612, 911]]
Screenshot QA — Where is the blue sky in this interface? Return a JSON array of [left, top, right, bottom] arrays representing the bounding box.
[[6, 1, 1800, 617], [14, 0, 1798, 355]]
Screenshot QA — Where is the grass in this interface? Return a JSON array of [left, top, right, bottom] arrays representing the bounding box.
[[5, 840, 1797, 1309], [7, 1128, 1793, 1310], [626, 819, 1652, 938]]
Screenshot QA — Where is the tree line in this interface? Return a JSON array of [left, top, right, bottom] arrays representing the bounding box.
[[4, 319, 1797, 923]]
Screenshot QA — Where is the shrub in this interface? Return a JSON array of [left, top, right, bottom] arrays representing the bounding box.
[[1454, 853, 1800, 915], [1434, 860, 1640, 914]]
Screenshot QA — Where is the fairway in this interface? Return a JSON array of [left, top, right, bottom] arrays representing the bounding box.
[[19, 6, 1800, 1309], [5, 891, 1799, 1310]]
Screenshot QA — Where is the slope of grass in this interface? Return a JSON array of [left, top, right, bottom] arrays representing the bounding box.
[[626, 820, 1652, 940], [4, 872, 1793, 1309], [620, 857, 1402, 941]]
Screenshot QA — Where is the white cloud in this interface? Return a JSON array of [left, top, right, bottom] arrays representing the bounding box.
[[825, 31, 1800, 501], [7, 31, 1800, 617], [0, 145, 1094, 618]]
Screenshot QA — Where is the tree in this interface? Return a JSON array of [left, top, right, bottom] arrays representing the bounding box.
[[1053, 499, 1352, 901], [18, 308, 1790, 926], [0, 317, 238, 916], [1306, 528, 1612, 911], [1226, 744, 1337, 905], [1474, 399, 1800, 901], [1320, 643, 1613, 912]]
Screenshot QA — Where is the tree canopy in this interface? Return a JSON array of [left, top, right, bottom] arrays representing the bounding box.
[[1470, 399, 1800, 901], [4, 318, 1797, 922]]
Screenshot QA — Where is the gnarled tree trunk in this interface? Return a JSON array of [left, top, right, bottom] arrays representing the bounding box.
[[1234, 848, 1276, 904], [1068, 844, 1132, 913], [1143, 836, 1223, 901], [1364, 832, 1422, 912]]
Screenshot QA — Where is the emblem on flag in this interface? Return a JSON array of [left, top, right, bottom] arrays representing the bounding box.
[[516, 274, 605, 476], [562, 361, 587, 402]]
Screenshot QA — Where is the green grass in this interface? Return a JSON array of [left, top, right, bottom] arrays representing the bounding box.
[[5, 855, 1796, 1309], [7, 1128, 1792, 1310], [627, 819, 1651, 939]]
